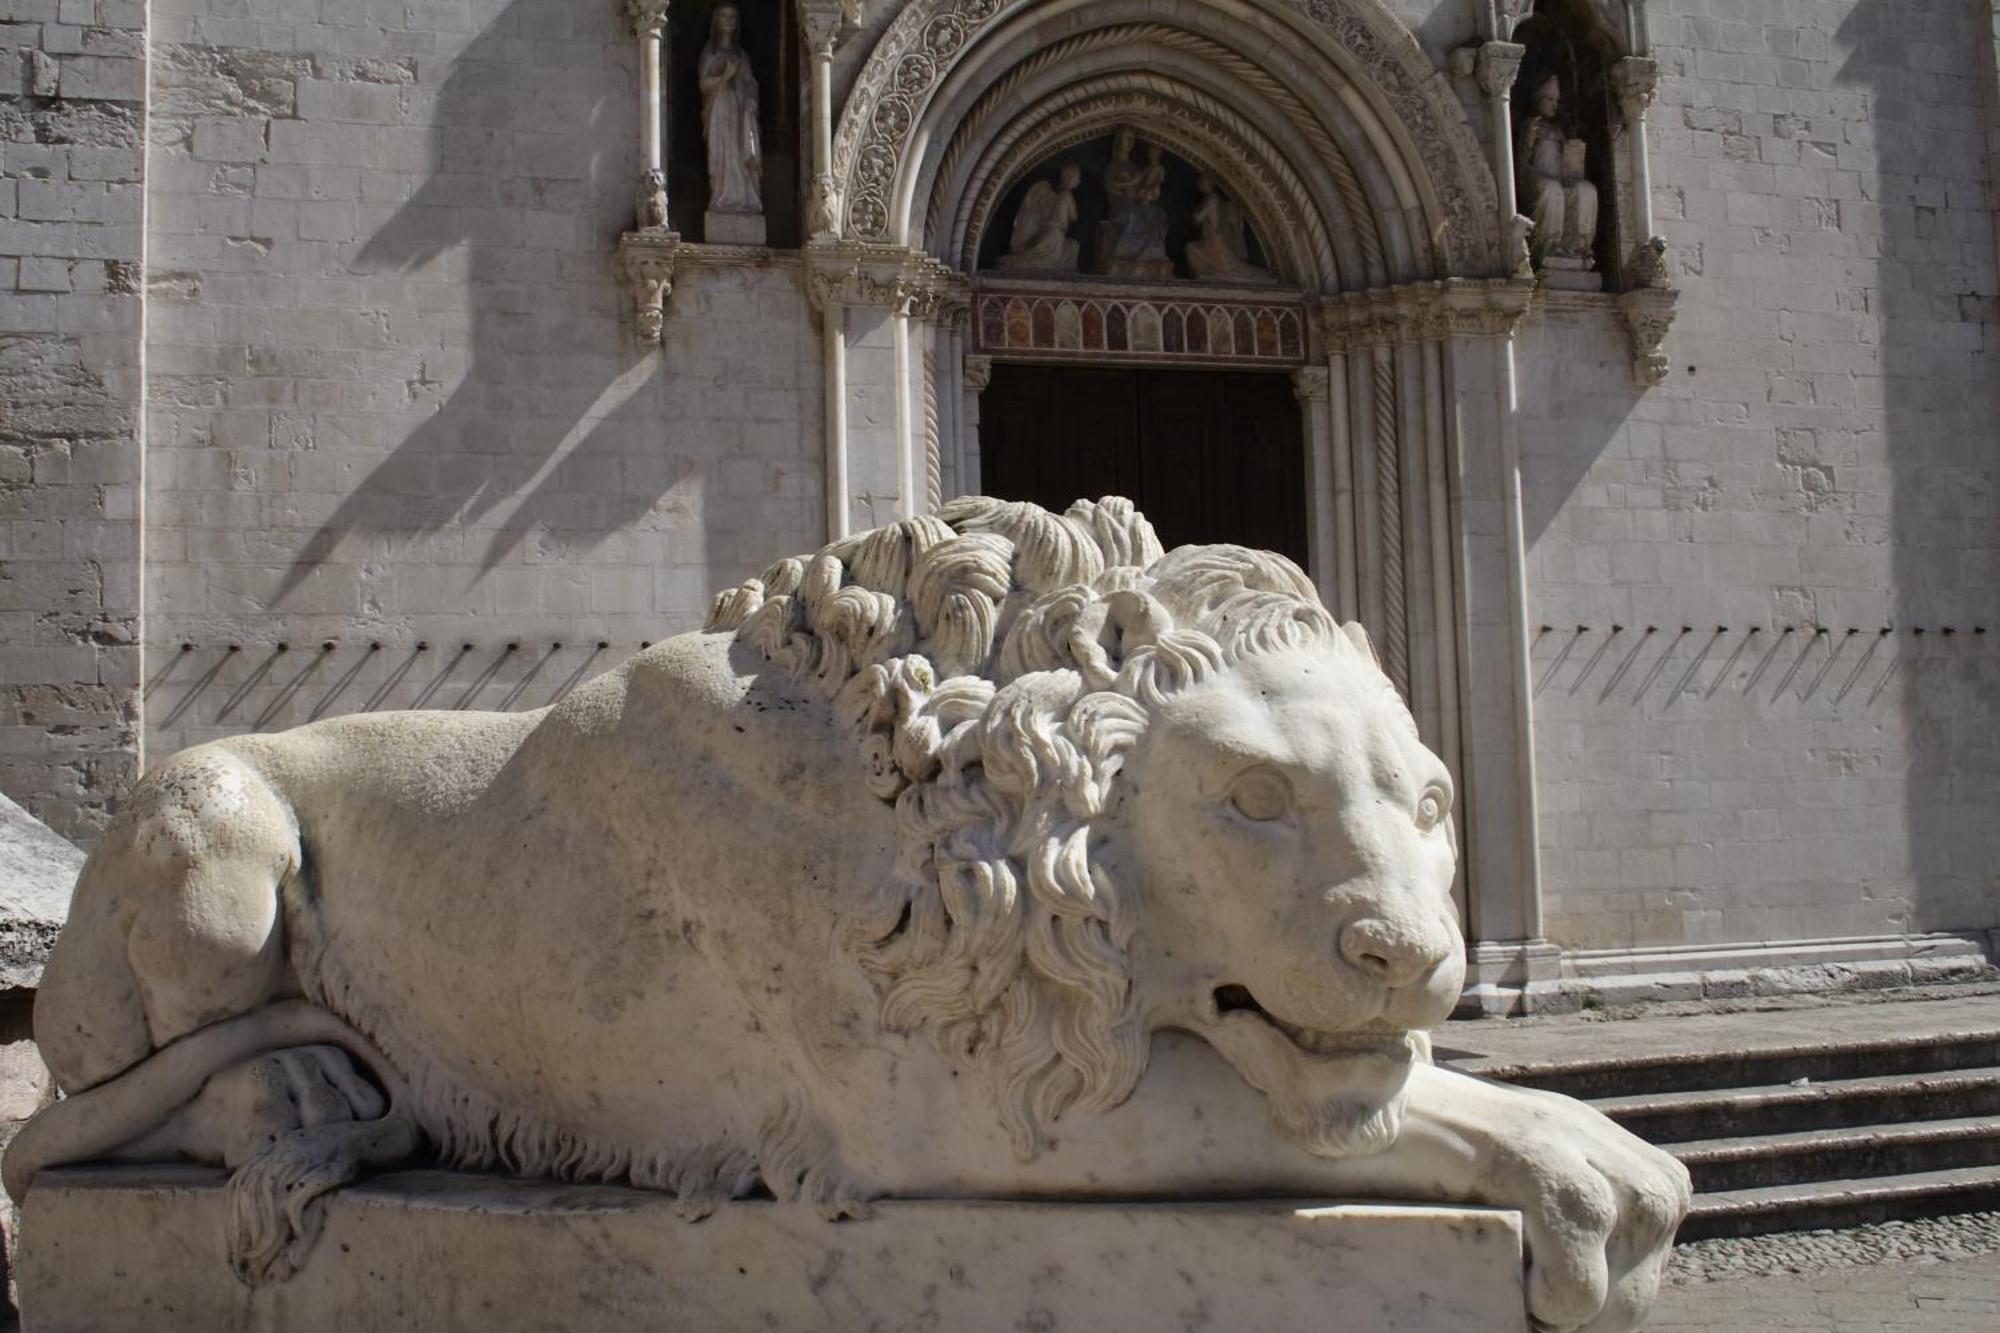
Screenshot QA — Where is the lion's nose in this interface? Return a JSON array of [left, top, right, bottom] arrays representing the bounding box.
[[1339, 916, 1447, 988]]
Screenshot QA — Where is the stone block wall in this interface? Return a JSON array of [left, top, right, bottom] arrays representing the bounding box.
[[0, 0, 146, 842], [140, 0, 821, 758], [1518, 0, 2000, 952]]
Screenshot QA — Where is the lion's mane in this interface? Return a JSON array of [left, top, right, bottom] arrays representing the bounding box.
[[707, 496, 1382, 1156]]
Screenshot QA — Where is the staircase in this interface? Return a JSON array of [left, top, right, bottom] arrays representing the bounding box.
[[1455, 1016, 2000, 1240]]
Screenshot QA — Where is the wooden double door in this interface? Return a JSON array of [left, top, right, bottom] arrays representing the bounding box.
[[980, 364, 1307, 568]]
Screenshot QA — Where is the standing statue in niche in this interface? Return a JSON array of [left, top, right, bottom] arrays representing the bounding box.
[[1185, 173, 1271, 282], [996, 161, 1082, 272], [1516, 75, 1598, 279], [700, 3, 765, 245], [1098, 130, 1174, 279]]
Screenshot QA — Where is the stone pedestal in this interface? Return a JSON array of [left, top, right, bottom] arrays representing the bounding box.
[[19, 1166, 1528, 1332], [704, 210, 766, 245]]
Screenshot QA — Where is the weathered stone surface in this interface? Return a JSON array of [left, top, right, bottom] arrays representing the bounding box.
[[18, 1168, 1529, 1333], [9, 501, 1688, 1332], [0, 792, 80, 989]]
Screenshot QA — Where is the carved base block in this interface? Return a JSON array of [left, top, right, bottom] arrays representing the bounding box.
[[704, 210, 766, 246], [1539, 269, 1604, 293], [20, 1166, 1528, 1332]]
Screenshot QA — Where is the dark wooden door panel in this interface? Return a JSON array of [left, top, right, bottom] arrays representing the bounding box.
[[982, 364, 1307, 569]]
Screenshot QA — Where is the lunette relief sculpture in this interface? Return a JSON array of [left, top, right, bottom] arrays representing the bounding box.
[[6, 498, 1687, 1332], [1186, 172, 1271, 282], [995, 161, 1082, 272], [699, 2, 764, 245], [1516, 74, 1598, 276], [1099, 130, 1174, 278]]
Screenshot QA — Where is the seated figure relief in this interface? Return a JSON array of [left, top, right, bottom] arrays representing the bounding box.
[[996, 160, 1082, 273], [1185, 173, 1272, 282], [1516, 74, 1598, 271], [1098, 129, 1175, 279], [5, 497, 1688, 1332]]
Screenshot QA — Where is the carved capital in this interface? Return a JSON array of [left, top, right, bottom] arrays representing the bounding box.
[[1609, 56, 1659, 119], [1476, 42, 1527, 100], [1620, 286, 1677, 388], [625, 0, 667, 39], [962, 354, 993, 394], [1314, 279, 1534, 353], [804, 240, 969, 323], [617, 231, 681, 345], [1290, 366, 1330, 403], [799, 4, 842, 56]]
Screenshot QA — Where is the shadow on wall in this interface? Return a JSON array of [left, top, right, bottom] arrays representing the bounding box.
[[1837, 0, 2000, 939], [277, 0, 694, 602]]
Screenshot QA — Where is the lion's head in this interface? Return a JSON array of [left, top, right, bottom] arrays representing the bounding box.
[[707, 497, 1463, 1163]]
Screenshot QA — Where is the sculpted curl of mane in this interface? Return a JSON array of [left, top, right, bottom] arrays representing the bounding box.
[[706, 497, 1358, 1156]]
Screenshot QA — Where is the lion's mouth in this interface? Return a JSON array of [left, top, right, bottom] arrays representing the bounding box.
[[1210, 984, 1416, 1062]]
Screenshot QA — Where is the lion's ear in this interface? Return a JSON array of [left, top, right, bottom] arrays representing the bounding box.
[[1340, 620, 1380, 666], [1101, 589, 1172, 662]]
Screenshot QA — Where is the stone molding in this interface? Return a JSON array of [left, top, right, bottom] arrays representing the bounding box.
[[831, 0, 1500, 274], [804, 240, 971, 324], [1619, 285, 1677, 387], [1312, 278, 1535, 351], [1525, 282, 1679, 388], [616, 232, 806, 344]]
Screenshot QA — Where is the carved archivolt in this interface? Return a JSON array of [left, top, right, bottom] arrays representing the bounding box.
[[921, 23, 1384, 283], [949, 83, 1334, 287], [832, 0, 1501, 276]]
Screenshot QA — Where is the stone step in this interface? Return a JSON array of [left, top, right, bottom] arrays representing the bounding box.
[[1588, 1065, 2000, 1143], [1476, 1030, 2000, 1101], [1677, 1164, 2000, 1241], [1668, 1115, 2000, 1193]]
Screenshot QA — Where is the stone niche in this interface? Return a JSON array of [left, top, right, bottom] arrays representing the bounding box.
[[666, 0, 800, 246]]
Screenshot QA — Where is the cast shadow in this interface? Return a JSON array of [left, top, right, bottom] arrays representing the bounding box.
[[1836, 0, 2000, 937], [276, 0, 679, 602]]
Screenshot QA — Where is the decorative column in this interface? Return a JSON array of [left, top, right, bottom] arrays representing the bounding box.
[[628, 0, 670, 231], [1475, 41, 1530, 276], [617, 0, 679, 344], [801, 4, 843, 239], [1290, 367, 1336, 608], [1611, 54, 1677, 387], [808, 271, 851, 541], [961, 354, 992, 498]]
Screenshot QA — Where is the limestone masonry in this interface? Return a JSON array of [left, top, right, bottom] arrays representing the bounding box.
[[0, 0, 1995, 1013]]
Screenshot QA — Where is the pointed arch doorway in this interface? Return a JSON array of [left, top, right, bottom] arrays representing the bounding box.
[[979, 362, 1308, 568]]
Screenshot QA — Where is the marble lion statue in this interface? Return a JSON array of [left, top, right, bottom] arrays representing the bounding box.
[[9, 496, 1687, 1331]]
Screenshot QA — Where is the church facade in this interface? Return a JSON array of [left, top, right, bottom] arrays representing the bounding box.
[[4, 0, 1996, 1010]]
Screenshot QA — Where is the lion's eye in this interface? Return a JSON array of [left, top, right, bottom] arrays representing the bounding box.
[[1227, 768, 1291, 823], [1416, 783, 1450, 831]]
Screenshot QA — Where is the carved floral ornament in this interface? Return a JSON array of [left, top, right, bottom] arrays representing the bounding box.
[[832, 0, 1501, 275]]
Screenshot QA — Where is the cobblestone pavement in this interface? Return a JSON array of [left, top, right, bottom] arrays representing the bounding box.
[[1650, 1214, 2000, 1331], [1648, 1248, 2000, 1331]]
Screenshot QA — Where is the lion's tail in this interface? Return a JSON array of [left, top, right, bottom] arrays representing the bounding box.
[[2, 1000, 403, 1203]]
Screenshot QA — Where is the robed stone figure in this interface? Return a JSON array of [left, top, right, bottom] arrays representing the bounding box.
[[1515, 74, 1597, 271], [700, 3, 764, 243], [1098, 130, 1173, 279], [997, 161, 1082, 272]]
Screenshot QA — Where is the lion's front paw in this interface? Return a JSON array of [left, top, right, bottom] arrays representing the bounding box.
[[1479, 1086, 1690, 1333]]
